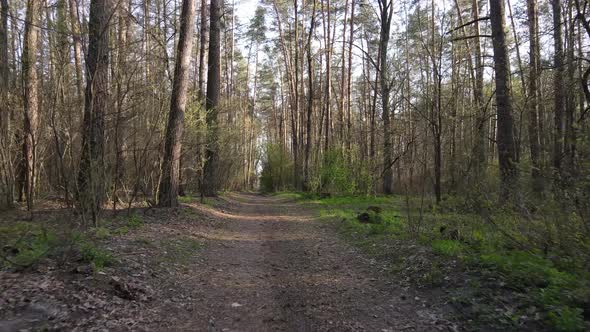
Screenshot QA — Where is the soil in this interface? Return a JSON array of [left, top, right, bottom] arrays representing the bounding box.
[[0, 193, 458, 331]]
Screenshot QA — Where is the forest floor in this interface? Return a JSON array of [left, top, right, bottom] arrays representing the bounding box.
[[0, 192, 457, 331]]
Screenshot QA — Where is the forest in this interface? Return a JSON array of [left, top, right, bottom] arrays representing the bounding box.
[[1, 0, 590, 330]]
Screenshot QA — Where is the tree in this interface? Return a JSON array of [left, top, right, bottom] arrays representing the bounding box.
[[527, 0, 542, 193], [78, 0, 113, 223], [22, 0, 41, 211], [158, 0, 197, 207], [552, 0, 565, 180], [201, 0, 221, 196], [489, 0, 519, 201], [0, 0, 11, 208], [378, 0, 393, 194]]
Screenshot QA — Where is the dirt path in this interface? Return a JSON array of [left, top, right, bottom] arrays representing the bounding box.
[[158, 192, 454, 331], [0, 193, 456, 331]]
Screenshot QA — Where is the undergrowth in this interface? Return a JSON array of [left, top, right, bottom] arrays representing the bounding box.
[[292, 192, 590, 331]]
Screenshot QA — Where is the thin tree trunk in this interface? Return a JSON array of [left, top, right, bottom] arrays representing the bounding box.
[[527, 0, 542, 193], [68, 0, 84, 101], [304, 0, 316, 190], [552, 0, 565, 178], [379, 0, 393, 194], [22, 0, 40, 211]]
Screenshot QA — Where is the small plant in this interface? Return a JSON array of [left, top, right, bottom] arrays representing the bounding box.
[[127, 213, 143, 228], [79, 242, 114, 270]]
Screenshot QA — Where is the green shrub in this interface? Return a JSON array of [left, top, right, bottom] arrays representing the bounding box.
[[260, 143, 293, 192], [127, 213, 143, 228], [547, 306, 586, 332], [92, 227, 111, 239], [0, 223, 58, 268]]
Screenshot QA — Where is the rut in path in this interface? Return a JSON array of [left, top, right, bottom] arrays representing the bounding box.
[[158, 192, 453, 331]]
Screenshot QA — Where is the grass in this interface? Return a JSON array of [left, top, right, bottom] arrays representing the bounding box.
[[287, 191, 590, 331]]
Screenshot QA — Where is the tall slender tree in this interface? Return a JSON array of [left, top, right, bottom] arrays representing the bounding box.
[[489, 0, 519, 201], [22, 0, 40, 211], [158, 0, 197, 207], [378, 0, 393, 194], [202, 0, 221, 196], [78, 0, 112, 223]]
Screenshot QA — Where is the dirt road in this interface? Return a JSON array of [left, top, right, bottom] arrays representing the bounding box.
[[161, 192, 453, 331], [0, 193, 455, 331]]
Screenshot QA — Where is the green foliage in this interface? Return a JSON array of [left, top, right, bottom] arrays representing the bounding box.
[[432, 239, 464, 256], [79, 241, 114, 270], [314, 148, 356, 194], [260, 143, 293, 192], [0, 222, 58, 268]]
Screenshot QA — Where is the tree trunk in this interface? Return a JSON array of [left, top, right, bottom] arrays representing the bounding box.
[[379, 0, 393, 194], [22, 0, 40, 211], [527, 0, 542, 193], [490, 0, 519, 201], [68, 0, 84, 101], [198, 0, 208, 100], [201, 0, 221, 196], [77, 0, 112, 223], [552, 0, 565, 178], [0, 0, 12, 208], [304, 0, 316, 190], [158, 0, 196, 206]]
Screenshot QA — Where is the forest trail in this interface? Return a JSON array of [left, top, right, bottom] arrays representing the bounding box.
[[167, 192, 453, 331]]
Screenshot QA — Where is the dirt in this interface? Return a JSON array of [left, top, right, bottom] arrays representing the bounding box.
[[1, 193, 458, 331]]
